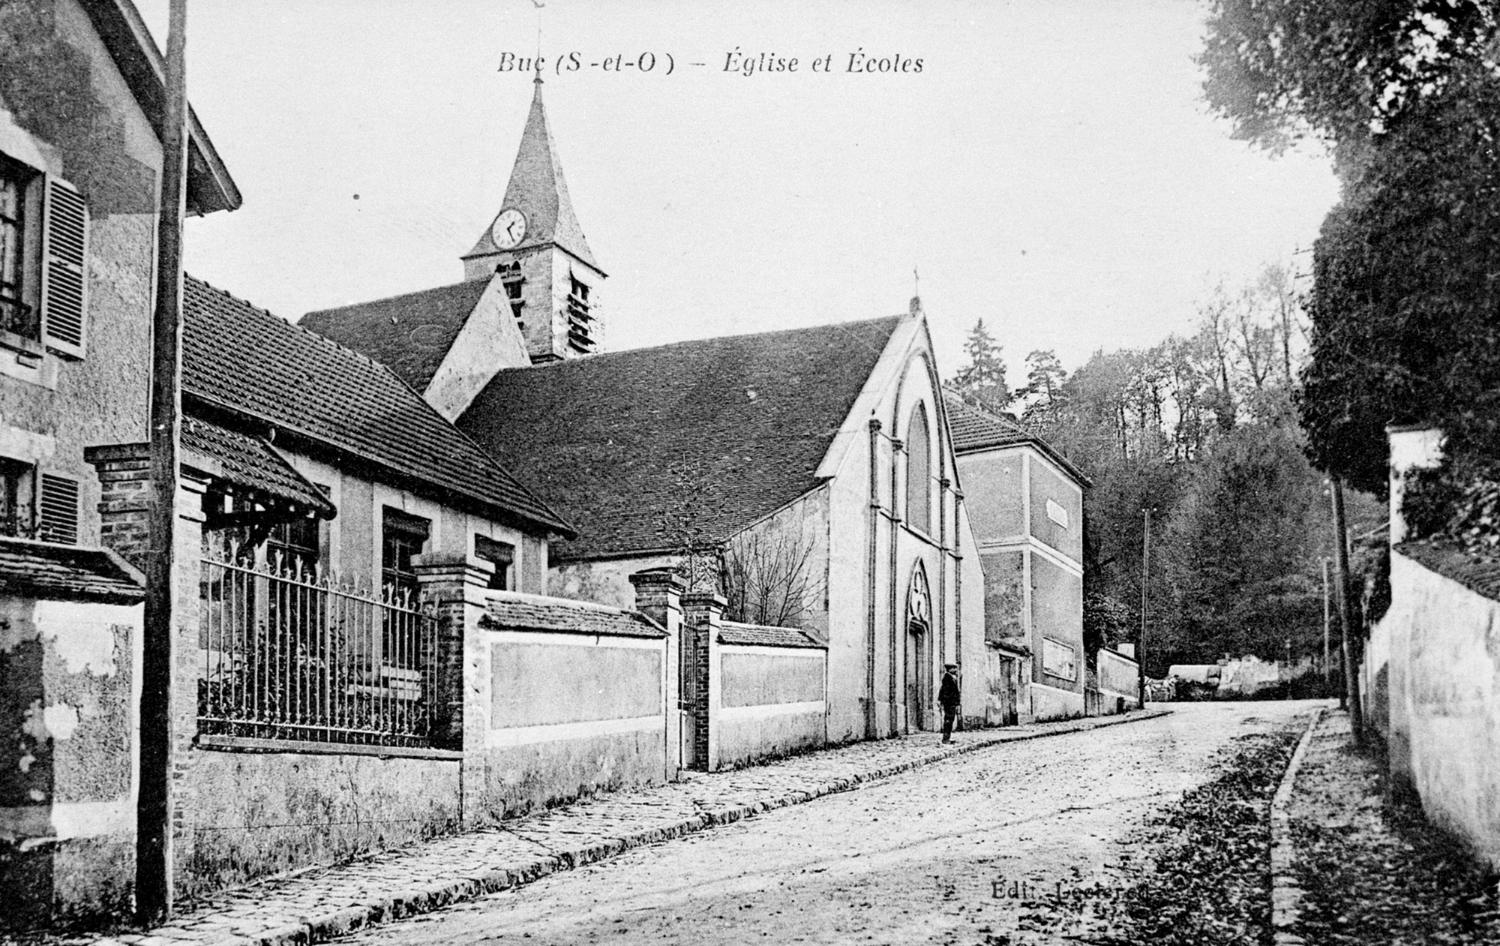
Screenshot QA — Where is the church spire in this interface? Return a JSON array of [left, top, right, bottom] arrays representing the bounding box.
[[462, 76, 606, 363], [463, 76, 599, 271]]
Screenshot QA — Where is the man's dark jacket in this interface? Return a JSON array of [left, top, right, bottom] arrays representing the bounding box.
[[939, 672, 960, 708]]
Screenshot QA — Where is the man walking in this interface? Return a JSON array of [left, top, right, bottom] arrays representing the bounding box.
[[939, 663, 961, 743]]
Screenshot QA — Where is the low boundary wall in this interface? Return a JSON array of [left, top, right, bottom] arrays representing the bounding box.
[[716, 627, 827, 768], [1385, 546, 1500, 870], [1097, 648, 1140, 714]]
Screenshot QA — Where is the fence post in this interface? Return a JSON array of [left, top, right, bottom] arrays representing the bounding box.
[[629, 568, 685, 781], [682, 591, 725, 772], [413, 552, 494, 825]]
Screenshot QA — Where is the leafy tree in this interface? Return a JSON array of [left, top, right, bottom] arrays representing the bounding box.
[[950, 319, 1011, 414], [1301, 63, 1500, 493], [1201, 1, 1500, 493], [1083, 590, 1133, 664], [1017, 349, 1066, 402], [1198, 0, 1495, 166], [1163, 423, 1326, 664], [1017, 349, 1069, 432]]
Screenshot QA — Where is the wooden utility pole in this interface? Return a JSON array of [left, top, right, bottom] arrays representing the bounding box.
[[1330, 478, 1364, 743], [1138, 507, 1151, 706], [1321, 557, 1331, 691], [138, 0, 188, 923]]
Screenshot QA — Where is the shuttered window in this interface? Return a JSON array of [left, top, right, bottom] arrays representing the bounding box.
[[0, 156, 36, 339], [37, 473, 80, 545], [40, 176, 88, 359]]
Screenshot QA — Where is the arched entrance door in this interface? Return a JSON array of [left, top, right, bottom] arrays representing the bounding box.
[[906, 563, 933, 731]]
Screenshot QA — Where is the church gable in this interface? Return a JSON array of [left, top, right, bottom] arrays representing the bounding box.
[[423, 276, 533, 419], [299, 279, 493, 392]]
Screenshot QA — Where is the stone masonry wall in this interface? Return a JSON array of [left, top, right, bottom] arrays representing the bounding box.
[[1385, 549, 1500, 871]]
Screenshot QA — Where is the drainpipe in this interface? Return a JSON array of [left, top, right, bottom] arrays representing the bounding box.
[[938, 477, 949, 671], [889, 436, 904, 737], [864, 419, 881, 740], [953, 486, 964, 722]]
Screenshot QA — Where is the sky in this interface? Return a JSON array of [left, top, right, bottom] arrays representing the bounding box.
[[137, 0, 1339, 380]]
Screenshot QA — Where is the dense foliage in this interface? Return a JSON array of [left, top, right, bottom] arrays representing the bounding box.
[[1202, 1, 1500, 501], [970, 265, 1381, 676]]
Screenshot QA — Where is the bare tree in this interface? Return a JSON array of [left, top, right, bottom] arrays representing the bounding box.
[[720, 525, 823, 628]]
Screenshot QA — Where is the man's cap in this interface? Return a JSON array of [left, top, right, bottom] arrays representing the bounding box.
[[944, 663, 958, 670]]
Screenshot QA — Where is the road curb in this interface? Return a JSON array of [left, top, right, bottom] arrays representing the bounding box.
[[1269, 707, 1325, 946], [97, 709, 1171, 946]]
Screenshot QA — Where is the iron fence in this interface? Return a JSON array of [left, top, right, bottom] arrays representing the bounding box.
[[197, 548, 438, 747]]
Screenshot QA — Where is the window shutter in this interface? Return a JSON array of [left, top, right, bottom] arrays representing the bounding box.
[[37, 473, 80, 545], [39, 175, 88, 359]]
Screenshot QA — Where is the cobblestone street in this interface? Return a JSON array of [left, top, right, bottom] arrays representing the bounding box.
[[336, 701, 1318, 945]]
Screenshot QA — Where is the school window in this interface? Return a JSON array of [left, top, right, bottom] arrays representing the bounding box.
[[475, 534, 515, 591], [380, 507, 430, 603], [266, 515, 320, 574]]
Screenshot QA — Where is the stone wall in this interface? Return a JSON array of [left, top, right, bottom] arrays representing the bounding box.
[[479, 627, 670, 816], [1096, 648, 1140, 713], [1383, 548, 1500, 871], [0, 592, 142, 929], [180, 749, 461, 900], [716, 643, 827, 769]]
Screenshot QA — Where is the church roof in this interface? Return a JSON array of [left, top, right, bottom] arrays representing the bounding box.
[[464, 79, 599, 270], [458, 315, 906, 561], [299, 280, 491, 391], [942, 390, 1090, 486], [181, 276, 573, 536]]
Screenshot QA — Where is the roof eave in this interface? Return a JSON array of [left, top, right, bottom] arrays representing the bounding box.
[[185, 395, 576, 539], [82, 0, 242, 215], [954, 435, 1092, 488]]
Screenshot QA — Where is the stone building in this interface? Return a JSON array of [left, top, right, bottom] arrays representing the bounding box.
[[459, 307, 991, 745], [302, 67, 999, 744], [945, 392, 1093, 721], [0, 0, 238, 926]]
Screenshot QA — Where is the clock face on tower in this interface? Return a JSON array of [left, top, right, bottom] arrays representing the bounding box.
[[490, 208, 528, 250]]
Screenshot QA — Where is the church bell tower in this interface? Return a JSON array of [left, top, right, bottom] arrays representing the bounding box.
[[462, 70, 605, 363]]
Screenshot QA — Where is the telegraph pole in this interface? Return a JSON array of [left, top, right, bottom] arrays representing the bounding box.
[[139, 0, 188, 923], [1330, 478, 1364, 744], [1138, 507, 1151, 706], [1321, 557, 1331, 692]]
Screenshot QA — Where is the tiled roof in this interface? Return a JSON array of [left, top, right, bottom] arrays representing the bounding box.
[[182, 416, 335, 518], [718, 621, 824, 649], [943, 390, 1090, 486], [944, 391, 1031, 451], [458, 315, 905, 560], [464, 81, 599, 269], [1398, 540, 1500, 602], [479, 591, 665, 638], [299, 280, 490, 391], [0, 537, 143, 604], [181, 276, 572, 536]]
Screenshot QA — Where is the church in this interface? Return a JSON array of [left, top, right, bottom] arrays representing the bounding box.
[[302, 72, 1076, 740]]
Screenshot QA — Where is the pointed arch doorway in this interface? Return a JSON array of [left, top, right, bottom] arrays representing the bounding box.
[[906, 562, 934, 732]]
